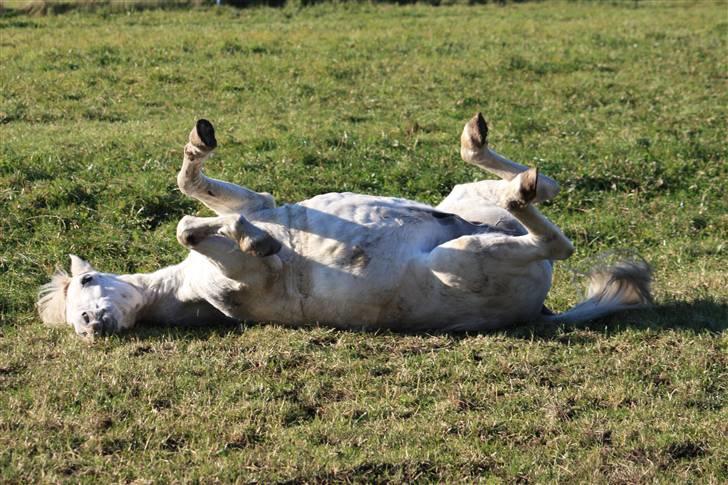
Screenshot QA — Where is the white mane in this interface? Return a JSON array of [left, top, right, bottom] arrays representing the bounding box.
[[37, 270, 71, 325]]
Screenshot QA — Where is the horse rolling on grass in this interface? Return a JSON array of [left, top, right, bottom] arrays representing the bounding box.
[[38, 114, 652, 340]]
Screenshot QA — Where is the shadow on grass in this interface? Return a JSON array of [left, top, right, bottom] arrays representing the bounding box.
[[120, 298, 726, 343], [499, 298, 727, 342]]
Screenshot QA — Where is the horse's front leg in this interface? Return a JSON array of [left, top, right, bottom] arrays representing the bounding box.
[[178, 120, 276, 216], [176, 214, 282, 284]]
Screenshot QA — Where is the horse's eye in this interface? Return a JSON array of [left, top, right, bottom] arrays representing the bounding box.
[[80, 274, 93, 286], [81, 312, 90, 324]]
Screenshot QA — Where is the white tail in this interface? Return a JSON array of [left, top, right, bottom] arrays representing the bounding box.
[[543, 257, 653, 324]]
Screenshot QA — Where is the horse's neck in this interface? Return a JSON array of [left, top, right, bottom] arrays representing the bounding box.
[[118, 263, 190, 324], [118, 264, 183, 301], [117, 262, 235, 327]]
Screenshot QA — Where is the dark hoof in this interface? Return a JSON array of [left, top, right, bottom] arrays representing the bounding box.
[[519, 167, 539, 205], [196, 119, 217, 149], [468, 112, 488, 149]]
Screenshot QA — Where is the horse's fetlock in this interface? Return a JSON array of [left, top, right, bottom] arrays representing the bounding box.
[[184, 143, 204, 161]]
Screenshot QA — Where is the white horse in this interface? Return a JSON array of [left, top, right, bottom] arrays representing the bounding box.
[[38, 114, 652, 339]]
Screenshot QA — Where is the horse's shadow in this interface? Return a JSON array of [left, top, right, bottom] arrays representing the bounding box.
[[121, 298, 726, 343], [494, 298, 727, 342]]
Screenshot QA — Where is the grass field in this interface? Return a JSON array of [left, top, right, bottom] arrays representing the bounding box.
[[1, 1, 727, 482]]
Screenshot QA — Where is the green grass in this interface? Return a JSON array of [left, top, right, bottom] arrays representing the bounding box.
[[1, 2, 726, 482]]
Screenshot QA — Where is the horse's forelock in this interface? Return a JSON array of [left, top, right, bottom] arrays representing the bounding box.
[[37, 270, 71, 325]]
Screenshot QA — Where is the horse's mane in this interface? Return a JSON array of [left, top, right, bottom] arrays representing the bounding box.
[[37, 270, 71, 325]]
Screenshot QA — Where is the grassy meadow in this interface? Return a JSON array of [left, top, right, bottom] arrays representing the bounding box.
[[1, 1, 726, 482]]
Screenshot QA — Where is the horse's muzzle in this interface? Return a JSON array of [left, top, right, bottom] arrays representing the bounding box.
[[77, 310, 118, 339]]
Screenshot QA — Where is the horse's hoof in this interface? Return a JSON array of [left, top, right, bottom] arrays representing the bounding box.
[[189, 119, 217, 150], [503, 167, 539, 211], [196, 119, 217, 149], [519, 167, 539, 205], [462, 112, 488, 152], [240, 233, 282, 258]]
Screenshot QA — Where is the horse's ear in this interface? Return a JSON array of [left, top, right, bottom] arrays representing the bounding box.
[[69, 254, 94, 276], [37, 270, 71, 325]]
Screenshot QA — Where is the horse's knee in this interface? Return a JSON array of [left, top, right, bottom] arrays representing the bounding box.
[[537, 178, 560, 203], [546, 235, 574, 260], [177, 174, 193, 196]]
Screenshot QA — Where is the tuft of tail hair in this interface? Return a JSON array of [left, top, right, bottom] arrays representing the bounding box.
[[542, 255, 653, 324]]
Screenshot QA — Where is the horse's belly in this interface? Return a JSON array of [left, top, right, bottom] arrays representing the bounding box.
[[289, 256, 552, 331], [383, 259, 554, 330], [293, 253, 421, 328], [206, 248, 552, 331], [203, 192, 552, 329]]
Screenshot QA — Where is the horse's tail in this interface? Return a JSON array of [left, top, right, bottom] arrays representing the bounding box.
[[542, 255, 653, 325]]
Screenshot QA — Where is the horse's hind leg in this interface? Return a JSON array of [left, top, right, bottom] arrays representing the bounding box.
[[496, 167, 574, 260], [425, 171, 569, 325], [431, 168, 573, 268], [178, 120, 275, 216], [458, 113, 560, 203], [438, 113, 563, 228], [436, 178, 523, 231]]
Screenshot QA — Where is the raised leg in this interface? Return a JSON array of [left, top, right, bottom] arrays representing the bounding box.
[[430, 168, 573, 269], [178, 120, 276, 216], [459, 113, 560, 203], [176, 214, 282, 283], [493, 167, 574, 260]]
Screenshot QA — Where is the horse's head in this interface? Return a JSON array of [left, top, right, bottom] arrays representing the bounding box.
[[37, 255, 144, 339]]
